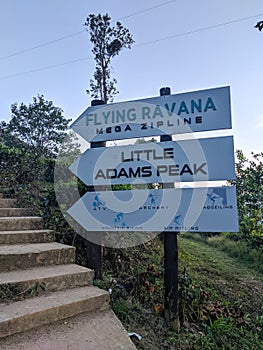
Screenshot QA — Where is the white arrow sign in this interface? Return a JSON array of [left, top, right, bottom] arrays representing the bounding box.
[[71, 86, 232, 142], [67, 186, 239, 232], [69, 136, 235, 185]]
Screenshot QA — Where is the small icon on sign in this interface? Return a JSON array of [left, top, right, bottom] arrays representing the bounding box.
[[148, 192, 157, 206], [206, 188, 227, 206], [114, 212, 126, 227], [174, 214, 184, 226], [93, 193, 106, 208]]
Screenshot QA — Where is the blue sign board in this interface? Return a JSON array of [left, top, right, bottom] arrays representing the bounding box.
[[70, 136, 235, 185], [71, 86, 231, 142], [67, 187, 239, 232]]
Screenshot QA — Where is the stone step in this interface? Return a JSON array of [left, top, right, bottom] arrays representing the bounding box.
[[0, 229, 55, 245], [0, 243, 75, 271], [0, 199, 16, 208], [0, 264, 94, 299], [0, 217, 43, 231], [0, 310, 136, 350], [0, 208, 33, 217], [0, 286, 109, 339]]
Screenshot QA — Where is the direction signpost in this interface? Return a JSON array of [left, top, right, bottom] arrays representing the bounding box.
[[71, 86, 232, 142], [68, 85, 238, 330], [67, 186, 238, 232], [70, 136, 236, 186]]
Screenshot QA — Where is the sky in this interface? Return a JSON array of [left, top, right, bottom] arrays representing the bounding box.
[[0, 0, 263, 156]]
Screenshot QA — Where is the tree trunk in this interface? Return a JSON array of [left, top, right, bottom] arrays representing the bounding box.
[[102, 63, 108, 103]]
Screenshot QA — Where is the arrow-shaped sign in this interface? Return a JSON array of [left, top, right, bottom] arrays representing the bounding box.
[[67, 186, 239, 232], [71, 86, 231, 142], [69, 136, 236, 186]]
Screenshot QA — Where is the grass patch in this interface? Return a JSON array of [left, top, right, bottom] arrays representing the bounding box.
[[182, 232, 263, 274], [95, 235, 263, 349]]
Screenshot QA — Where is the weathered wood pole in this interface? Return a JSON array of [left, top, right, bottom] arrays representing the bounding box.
[[86, 99, 106, 279], [160, 87, 179, 330]]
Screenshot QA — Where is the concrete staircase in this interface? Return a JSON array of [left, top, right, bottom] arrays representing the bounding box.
[[0, 193, 136, 349]]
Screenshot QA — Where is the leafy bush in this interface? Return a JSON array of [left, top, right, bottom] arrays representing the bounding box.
[[232, 150, 263, 240]]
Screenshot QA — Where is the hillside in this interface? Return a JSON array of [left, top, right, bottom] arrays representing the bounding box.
[[98, 234, 263, 349]]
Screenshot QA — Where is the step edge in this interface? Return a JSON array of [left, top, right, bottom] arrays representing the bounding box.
[[0, 287, 109, 338], [0, 242, 75, 251], [0, 267, 94, 299], [0, 230, 54, 234], [0, 264, 94, 284], [0, 217, 42, 220]]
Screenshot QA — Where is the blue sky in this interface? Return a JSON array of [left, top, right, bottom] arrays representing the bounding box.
[[1, 0, 263, 155]]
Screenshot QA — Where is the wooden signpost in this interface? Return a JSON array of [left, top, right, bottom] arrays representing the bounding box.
[[85, 99, 106, 280], [68, 85, 238, 329]]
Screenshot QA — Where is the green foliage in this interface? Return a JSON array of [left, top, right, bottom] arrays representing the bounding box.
[[135, 137, 157, 144], [2, 95, 71, 157], [0, 95, 78, 243], [0, 143, 53, 205], [232, 150, 263, 240], [0, 283, 22, 300], [84, 13, 134, 103], [0, 140, 80, 252]]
